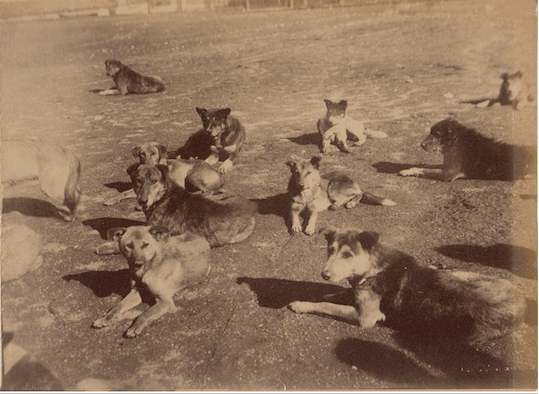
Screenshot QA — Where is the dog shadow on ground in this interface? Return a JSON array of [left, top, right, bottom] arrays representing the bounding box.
[[2, 197, 64, 220], [236, 277, 344, 309], [436, 244, 538, 280], [63, 269, 131, 298], [252, 192, 289, 220], [459, 98, 500, 107], [83, 218, 144, 240], [372, 162, 440, 174], [286, 133, 320, 148], [104, 182, 132, 193]]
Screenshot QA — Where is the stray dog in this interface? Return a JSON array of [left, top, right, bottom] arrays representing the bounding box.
[[193, 107, 246, 173], [286, 157, 396, 235], [126, 164, 255, 247], [289, 227, 526, 345], [2, 140, 81, 221], [104, 143, 224, 206], [317, 99, 388, 154], [99, 60, 165, 96], [92, 226, 210, 338], [498, 72, 534, 110], [399, 118, 536, 181]]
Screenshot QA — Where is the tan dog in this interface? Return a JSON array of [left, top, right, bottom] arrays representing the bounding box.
[[317, 99, 388, 154], [289, 227, 526, 345], [286, 157, 396, 235], [2, 140, 82, 221], [498, 71, 534, 110], [92, 226, 210, 338], [104, 143, 224, 206], [99, 59, 165, 96]]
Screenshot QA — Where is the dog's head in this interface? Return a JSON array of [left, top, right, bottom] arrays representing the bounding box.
[[104, 59, 123, 77], [323, 99, 347, 126], [107, 225, 170, 272], [132, 142, 168, 166], [196, 107, 232, 139], [286, 156, 322, 193], [320, 227, 381, 283], [128, 164, 169, 210], [499, 71, 524, 104], [420, 118, 464, 153]]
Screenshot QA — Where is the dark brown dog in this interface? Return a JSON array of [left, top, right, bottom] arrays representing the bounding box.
[[99, 59, 165, 95], [178, 108, 246, 173], [289, 227, 526, 345], [399, 118, 536, 181]]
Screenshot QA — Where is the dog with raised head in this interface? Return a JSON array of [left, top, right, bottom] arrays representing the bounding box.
[[317, 99, 388, 154], [286, 157, 396, 235], [289, 227, 526, 345], [99, 59, 165, 96], [399, 118, 536, 181], [2, 140, 82, 221], [104, 143, 224, 206], [126, 164, 256, 247], [184, 107, 246, 173], [92, 225, 210, 338], [498, 71, 534, 110]]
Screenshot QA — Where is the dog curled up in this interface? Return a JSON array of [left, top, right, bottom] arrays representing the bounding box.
[[289, 227, 526, 345], [99, 59, 165, 96], [318, 99, 388, 154], [286, 156, 396, 235], [399, 118, 537, 181], [2, 140, 82, 221], [93, 226, 211, 338], [177, 107, 246, 173]]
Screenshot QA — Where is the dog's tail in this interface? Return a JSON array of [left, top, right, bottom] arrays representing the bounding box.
[[365, 129, 389, 139], [361, 192, 396, 206]]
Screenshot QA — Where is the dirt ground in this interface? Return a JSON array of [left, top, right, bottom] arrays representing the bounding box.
[[1, 0, 538, 390]]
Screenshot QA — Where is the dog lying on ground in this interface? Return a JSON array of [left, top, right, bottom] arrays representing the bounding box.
[[476, 72, 535, 110], [2, 140, 82, 221], [318, 99, 388, 154], [178, 107, 245, 173], [399, 118, 536, 181], [99, 59, 165, 96], [286, 157, 396, 235], [104, 142, 224, 206], [289, 227, 526, 345], [92, 225, 210, 338]]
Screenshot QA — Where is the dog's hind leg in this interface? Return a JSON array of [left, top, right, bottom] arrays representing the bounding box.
[[229, 217, 256, 244], [356, 289, 385, 328], [93, 288, 143, 328], [288, 301, 361, 325]]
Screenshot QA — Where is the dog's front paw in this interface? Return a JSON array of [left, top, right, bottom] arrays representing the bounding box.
[[345, 200, 358, 209], [218, 160, 233, 173], [96, 241, 120, 256], [125, 320, 146, 338], [288, 301, 312, 314], [291, 223, 303, 233], [399, 168, 422, 177], [304, 225, 316, 236], [92, 317, 109, 329]]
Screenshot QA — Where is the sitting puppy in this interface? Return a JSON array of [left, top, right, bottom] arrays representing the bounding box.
[[99, 59, 165, 96], [399, 118, 536, 181], [104, 143, 224, 206], [289, 227, 526, 345], [192, 107, 246, 173], [498, 71, 534, 110], [92, 226, 210, 338], [317, 99, 388, 154], [286, 157, 396, 235]]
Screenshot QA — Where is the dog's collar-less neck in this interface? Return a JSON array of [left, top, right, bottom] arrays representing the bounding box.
[[292, 186, 323, 204]]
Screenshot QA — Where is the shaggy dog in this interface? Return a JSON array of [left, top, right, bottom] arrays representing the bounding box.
[[178, 108, 246, 173], [286, 156, 396, 235], [99, 59, 165, 95], [93, 226, 211, 338], [497, 71, 534, 110], [2, 140, 82, 221], [317, 99, 388, 154], [289, 227, 526, 345], [399, 118, 536, 181]]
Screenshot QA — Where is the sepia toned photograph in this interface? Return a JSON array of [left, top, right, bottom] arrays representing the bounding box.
[[1, 0, 537, 390]]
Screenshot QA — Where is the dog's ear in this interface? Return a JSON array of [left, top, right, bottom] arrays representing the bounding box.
[[157, 144, 168, 158], [338, 100, 348, 109], [156, 164, 169, 179], [310, 156, 322, 169], [320, 226, 337, 244], [127, 163, 140, 179], [285, 160, 297, 171], [323, 99, 333, 108], [218, 108, 232, 118], [357, 231, 380, 252], [196, 107, 207, 117], [132, 146, 142, 158], [148, 225, 170, 242], [107, 227, 127, 242]]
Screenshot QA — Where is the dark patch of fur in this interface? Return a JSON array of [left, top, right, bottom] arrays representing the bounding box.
[[105, 59, 165, 95]]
